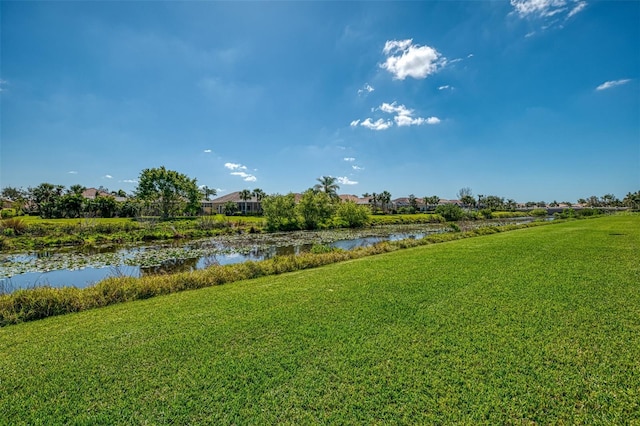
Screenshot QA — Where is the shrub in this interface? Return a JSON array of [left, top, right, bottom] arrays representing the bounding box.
[[334, 201, 370, 228], [0, 217, 27, 235], [1, 209, 17, 219], [530, 208, 548, 218], [435, 204, 464, 221]]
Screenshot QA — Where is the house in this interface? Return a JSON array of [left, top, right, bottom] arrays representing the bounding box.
[[210, 191, 263, 215], [81, 188, 127, 203]]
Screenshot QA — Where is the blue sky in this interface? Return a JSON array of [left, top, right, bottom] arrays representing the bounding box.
[[1, 1, 638, 202]]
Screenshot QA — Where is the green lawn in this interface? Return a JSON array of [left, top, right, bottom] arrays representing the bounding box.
[[1, 215, 638, 424]]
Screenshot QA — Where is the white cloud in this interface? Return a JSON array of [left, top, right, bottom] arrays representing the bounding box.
[[104, 175, 113, 179], [511, 0, 566, 18], [438, 85, 453, 90], [568, 1, 586, 17], [596, 79, 631, 91], [380, 101, 440, 127], [204, 149, 212, 153], [352, 101, 441, 130], [0, 79, 7, 92], [230, 171, 257, 182], [224, 162, 247, 171], [357, 83, 375, 96], [68, 171, 78, 174], [121, 179, 138, 184], [352, 165, 364, 171], [380, 39, 446, 80], [360, 118, 393, 131], [511, 0, 587, 22], [344, 157, 355, 162], [337, 176, 358, 185]]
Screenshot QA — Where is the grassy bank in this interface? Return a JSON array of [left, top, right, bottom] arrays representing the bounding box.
[[0, 215, 265, 251], [1, 215, 638, 423]]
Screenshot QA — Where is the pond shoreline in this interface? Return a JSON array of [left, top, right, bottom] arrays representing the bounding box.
[[0, 218, 537, 293]]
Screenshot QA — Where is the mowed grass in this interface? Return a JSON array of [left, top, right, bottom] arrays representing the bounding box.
[[1, 215, 638, 424]]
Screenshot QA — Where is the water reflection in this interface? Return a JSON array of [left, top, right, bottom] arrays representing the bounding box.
[[1, 220, 531, 293]]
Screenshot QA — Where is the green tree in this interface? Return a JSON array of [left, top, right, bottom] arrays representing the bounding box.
[[314, 176, 340, 200], [408, 194, 418, 212], [334, 201, 370, 228], [623, 191, 640, 210], [262, 193, 300, 231], [435, 204, 463, 221], [200, 186, 217, 200], [423, 195, 440, 211], [135, 166, 200, 219], [28, 183, 65, 218], [239, 189, 252, 214], [1, 186, 27, 214], [379, 191, 392, 214], [296, 189, 334, 230], [223, 201, 239, 216], [252, 188, 266, 214]]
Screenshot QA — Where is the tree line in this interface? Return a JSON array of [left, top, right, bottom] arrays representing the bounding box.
[[2, 168, 638, 220]]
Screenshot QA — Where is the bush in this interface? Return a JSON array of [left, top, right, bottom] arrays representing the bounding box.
[[0, 217, 27, 235], [435, 204, 464, 221], [530, 208, 548, 218], [1, 209, 17, 219], [334, 201, 370, 228]]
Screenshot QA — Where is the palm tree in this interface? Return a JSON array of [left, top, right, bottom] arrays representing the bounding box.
[[252, 188, 266, 214], [200, 186, 217, 200], [379, 191, 392, 214], [239, 189, 252, 215], [314, 176, 340, 200], [369, 192, 378, 212]]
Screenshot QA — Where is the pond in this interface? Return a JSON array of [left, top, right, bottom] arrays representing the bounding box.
[[0, 219, 535, 293], [0, 224, 449, 293]]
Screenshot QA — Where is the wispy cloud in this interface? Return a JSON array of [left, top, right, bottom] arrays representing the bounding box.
[[351, 102, 441, 130], [596, 79, 631, 91], [225, 162, 247, 171], [0, 79, 7, 92], [352, 118, 393, 131], [104, 175, 113, 179], [225, 162, 256, 181], [352, 165, 364, 171], [230, 171, 257, 182], [343, 157, 355, 162], [510, 0, 587, 23], [357, 83, 375, 96], [438, 85, 453, 91], [337, 176, 358, 185], [568, 1, 587, 17], [380, 102, 441, 127], [68, 171, 78, 174], [121, 179, 138, 184], [204, 149, 212, 153], [380, 39, 446, 80]]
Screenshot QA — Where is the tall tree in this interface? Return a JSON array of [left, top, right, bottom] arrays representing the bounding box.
[[200, 186, 217, 200], [314, 176, 340, 200], [135, 166, 200, 219], [379, 191, 392, 213], [239, 189, 252, 215], [296, 189, 335, 230], [408, 194, 418, 212], [28, 183, 65, 218], [252, 188, 266, 214], [261, 193, 300, 231], [1, 186, 27, 213]]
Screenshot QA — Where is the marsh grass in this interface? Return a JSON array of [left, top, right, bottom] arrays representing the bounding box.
[[0, 215, 638, 423]]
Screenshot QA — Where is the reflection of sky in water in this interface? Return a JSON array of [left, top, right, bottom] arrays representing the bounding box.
[[0, 229, 437, 293]]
